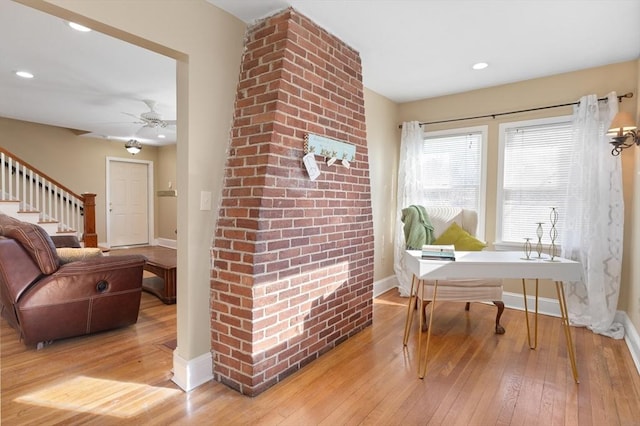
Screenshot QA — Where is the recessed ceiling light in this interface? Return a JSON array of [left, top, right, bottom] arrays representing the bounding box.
[[472, 62, 489, 70], [68, 22, 91, 32], [15, 71, 34, 79], [158, 134, 166, 139]]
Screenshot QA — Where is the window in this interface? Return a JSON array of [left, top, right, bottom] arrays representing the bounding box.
[[422, 126, 487, 238], [496, 116, 572, 247]]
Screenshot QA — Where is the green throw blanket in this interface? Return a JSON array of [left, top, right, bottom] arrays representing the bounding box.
[[401, 205, 435, 250]]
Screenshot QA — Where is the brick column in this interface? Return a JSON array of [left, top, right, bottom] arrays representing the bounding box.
[[212, 8, 374, 396]]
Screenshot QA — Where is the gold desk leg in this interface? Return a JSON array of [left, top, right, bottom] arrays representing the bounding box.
[[403, 275, 418, 346], [522, 278, 539, 350], [556, 280, 579, 383], [534, 278, 539, 349], [419, 279, 437, 379], [522, 279, 532, 349]]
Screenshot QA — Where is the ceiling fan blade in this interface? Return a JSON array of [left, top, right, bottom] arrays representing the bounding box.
[[142, 99, 157, 111], [163, 120, 177, 126]]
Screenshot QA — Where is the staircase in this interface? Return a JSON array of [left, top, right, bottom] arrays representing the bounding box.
[[0, 147, 97, 247]]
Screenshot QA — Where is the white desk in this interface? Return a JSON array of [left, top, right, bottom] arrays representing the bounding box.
[[403, 250, 582, 382]]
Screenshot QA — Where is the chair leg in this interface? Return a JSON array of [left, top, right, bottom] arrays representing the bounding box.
[[493, 301, 505, 334], [420, 300, 432, 331]]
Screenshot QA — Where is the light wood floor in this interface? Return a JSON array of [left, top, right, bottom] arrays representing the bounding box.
[[2, 290, 640, 425]]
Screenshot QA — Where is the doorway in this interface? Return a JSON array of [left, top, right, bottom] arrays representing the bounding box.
[[106, 157, 154, 247]]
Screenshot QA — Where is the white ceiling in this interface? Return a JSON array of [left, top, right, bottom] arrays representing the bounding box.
[[0, 1, 176, 145], [1, 0, 639, 148], [209, 0, 640, 102]]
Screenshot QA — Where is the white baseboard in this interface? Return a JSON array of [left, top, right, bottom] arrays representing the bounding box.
[[618, 311, 640, 376], [502, 290, 561, 317], [376, 277, 640, 376], [373, 275, 398, 298], [171, 350, 213, 392], [156, 238, 176, 249]]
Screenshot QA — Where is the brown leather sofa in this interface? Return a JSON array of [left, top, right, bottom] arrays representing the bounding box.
[[0, 213, 146, 347]]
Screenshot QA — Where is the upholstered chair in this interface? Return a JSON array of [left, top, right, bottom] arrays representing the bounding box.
[[402, 206, 505, 340], [0, 213, 146, 347]]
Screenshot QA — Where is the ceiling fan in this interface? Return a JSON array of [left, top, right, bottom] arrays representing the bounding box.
[[124, 99, 176, 129]]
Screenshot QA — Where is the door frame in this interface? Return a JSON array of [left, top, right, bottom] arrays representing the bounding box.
[[105, 156, 154, 248]]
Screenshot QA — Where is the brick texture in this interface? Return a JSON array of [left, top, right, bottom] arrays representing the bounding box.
[[211, 7, 374, 396]]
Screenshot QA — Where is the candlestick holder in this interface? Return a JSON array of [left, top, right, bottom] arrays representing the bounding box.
[[547, 207, 559, 261], [522, 238, 533, 260], [535, 222, 544, 258]]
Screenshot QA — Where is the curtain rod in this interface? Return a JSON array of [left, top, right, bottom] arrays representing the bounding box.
[[398, 92, 634, 129]]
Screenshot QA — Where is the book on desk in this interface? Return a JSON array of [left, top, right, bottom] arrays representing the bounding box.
[[421, 244, 456, 261]]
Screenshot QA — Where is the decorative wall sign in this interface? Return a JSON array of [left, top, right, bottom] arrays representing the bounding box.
[[303, 152, 320, 180], [304, 133, 356, 163]]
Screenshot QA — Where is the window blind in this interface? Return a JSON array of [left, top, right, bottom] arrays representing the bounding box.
[[499, 119, 572, 244], [422, 131, 483, 212]]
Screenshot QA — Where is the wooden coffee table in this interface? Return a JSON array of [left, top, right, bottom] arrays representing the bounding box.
[[110, 246, 176, 304]]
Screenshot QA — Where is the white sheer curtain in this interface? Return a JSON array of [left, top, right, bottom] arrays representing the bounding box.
[[394, 121, 424, 296], [561, 92, 625, 339]]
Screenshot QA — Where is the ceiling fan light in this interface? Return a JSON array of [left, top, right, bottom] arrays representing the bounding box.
[[125, 139, 142, 155]]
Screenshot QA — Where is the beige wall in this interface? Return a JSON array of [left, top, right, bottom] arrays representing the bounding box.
[[364, 88, 400, 281], [397, 61, 638, 314], [0, 116, 164, 242], [629, 59, 640, 331], [25, 0, 246, 368]]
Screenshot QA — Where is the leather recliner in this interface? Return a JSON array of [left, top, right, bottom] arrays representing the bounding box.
[[0, 213, 146, 347]]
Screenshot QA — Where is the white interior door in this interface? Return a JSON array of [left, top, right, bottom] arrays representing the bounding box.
[[108, 159, 150, 247]]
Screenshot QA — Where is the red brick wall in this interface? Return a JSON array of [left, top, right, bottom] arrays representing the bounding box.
[[211, 7, 374, 396]]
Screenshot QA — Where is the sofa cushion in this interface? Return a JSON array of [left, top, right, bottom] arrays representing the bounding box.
[[1, 222, 59, 274], [424, 206, 464, 238], [56, 247, 103, 264], [50, 235, 82, 248], [0, 213, 22, 225], [432, 222, 486, 251]]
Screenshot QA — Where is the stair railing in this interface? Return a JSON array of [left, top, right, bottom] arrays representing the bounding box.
[[0, 147, 97, 247]]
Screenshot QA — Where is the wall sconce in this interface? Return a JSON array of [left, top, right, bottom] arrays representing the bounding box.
[[125, 139, 142, 155], [608, 111, 638, 156]]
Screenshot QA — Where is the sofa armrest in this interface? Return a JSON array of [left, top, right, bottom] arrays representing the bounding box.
[[18, 255, 146, 307], [56, 247, 103, 264]]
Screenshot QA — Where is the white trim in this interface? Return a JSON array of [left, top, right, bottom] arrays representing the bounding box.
[[502, 290, 561, 317], [373, 275, 398, 297], [156, 238, 177, 249], [105, 157, 154, 248], [171, 350, 213, 392], [618, 311, 640, 376]]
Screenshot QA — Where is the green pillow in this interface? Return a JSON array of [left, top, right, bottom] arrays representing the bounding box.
[[432, 222, 486, 251]]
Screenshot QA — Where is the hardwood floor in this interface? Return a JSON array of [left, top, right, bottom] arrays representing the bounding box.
[[2, 290, 640, 425]]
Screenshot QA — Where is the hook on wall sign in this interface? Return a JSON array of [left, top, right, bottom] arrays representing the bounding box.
[[303, 133, 356, 167]]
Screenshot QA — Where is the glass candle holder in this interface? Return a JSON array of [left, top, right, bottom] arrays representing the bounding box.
[[535, 222, 544, 258], [522, 238, 532, 260], [548, 207, 559, 261]]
